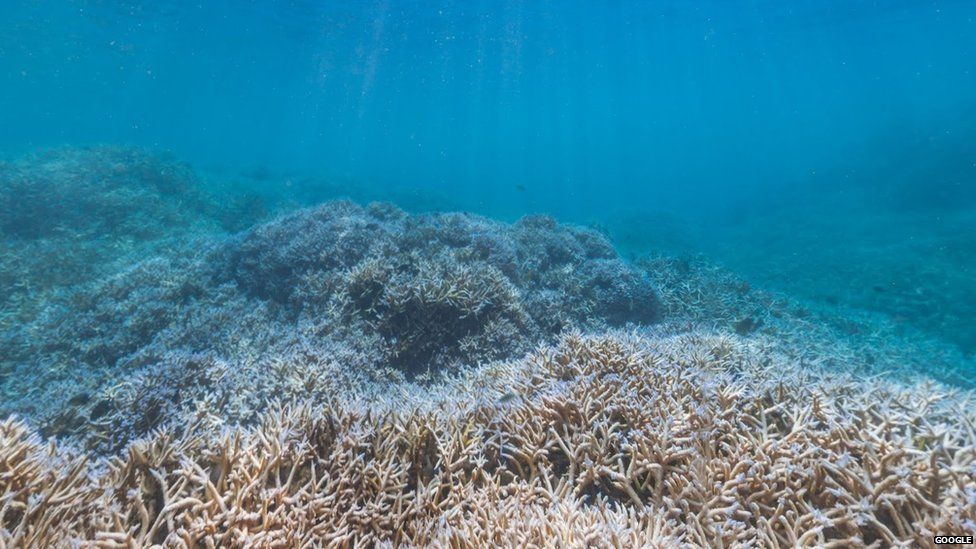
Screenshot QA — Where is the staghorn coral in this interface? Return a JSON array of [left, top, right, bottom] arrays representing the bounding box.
[[639, 254, 976, 388], [2, 149, 974, 546], [1, 332, 973, 547], [1, 200, 660, 452], [226, 202, 659, 374], [0, 147, 205, 241], [363, 258, 530, 372], [0, 147, 264, 338], [0, 418, 102, 547]]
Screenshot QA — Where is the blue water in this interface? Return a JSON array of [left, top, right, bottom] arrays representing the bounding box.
[[2, 1, 975, 356]]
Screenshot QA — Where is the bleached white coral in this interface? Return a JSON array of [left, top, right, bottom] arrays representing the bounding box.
[[1, 332, 973, 547]]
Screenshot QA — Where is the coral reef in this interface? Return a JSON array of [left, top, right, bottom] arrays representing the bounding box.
[[1, 332, 973, 547], [1, 149, 973, 546], [0, 147, 249, 337], [650, 202, 976, 359], [0, 147, 206, 241], [1, 201, 659, 452], [639, 255, 976, 388], [229, 203, 657, 370]]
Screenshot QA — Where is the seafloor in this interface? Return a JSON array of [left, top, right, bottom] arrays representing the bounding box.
[[0, 148, 974, 547]]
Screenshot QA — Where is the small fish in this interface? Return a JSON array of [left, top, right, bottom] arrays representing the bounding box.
[[515, 184, 526, 192], [732, 316, 761, 336], [495, 391, 521, 406]]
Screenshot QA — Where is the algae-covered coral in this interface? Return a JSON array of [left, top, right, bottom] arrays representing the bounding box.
[[2, 332, 974, 547]]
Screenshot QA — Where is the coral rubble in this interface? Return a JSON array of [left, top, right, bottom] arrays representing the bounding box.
[[1, 332, 973, 547]]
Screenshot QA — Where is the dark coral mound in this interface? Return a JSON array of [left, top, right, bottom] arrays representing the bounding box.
[[1, 200, 659, 451], [229, 202, 659, 370]]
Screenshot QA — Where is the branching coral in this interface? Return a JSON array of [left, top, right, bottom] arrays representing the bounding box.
[[1, 200, 660, 451], [2, 333, 973, 547], [639, 254, 976, 388], [2, 150, 973, 547], [0, 147, 260, 341], [0, 418, 101, 547], [365, 258, 530, 373]]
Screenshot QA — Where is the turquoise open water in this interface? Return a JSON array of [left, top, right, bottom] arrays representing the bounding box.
[[2, 0, 974, 364]]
